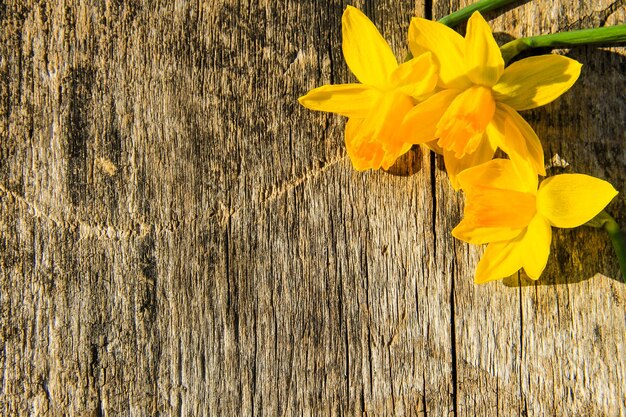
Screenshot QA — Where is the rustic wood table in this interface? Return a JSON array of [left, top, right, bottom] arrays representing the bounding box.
[[1, 0, 625, 415]]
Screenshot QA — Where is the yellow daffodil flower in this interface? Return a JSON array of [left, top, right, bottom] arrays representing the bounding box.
[[452, 159, 618, 283], [403, 11, 582, 188], [298, 6, 438, 170]]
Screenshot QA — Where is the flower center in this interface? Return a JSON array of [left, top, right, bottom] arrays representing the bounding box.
[[466, 187, 537, 230], [435, 86, 496, 158]]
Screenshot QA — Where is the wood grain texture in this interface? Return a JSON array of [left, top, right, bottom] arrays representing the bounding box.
[[0, 0, 624, 416]]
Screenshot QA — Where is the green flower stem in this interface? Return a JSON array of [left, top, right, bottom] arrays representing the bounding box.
[[501, 24, 626, 63], [585, 211, 626, 282], [438, 0, 520, 27]]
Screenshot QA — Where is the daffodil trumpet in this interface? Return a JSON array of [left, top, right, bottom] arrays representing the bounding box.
[[585, 211, 626, 282], [501, 24, 626, 63], [438, 0, 521, 27]]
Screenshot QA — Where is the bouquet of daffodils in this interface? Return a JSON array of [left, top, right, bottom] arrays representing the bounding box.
[[299, 1, 626, 284]]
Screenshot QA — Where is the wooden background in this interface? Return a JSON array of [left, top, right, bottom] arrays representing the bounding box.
[[1, 0, 625, 415]]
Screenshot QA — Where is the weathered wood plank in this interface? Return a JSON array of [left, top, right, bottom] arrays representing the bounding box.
[[0, 0, 624, 416]]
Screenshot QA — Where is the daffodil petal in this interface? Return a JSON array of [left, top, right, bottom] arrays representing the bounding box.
[[487, 104, 546, 176], [401, 89, 460, 145], [342, 6, 398, 87], [443, 137, 496, 190], [456, 158, 537, 194], [536, 174, 618, 228], [464, 12, 504, 87], [493, 55, 582, 110], [520, 216, 552, 279], [391, 52, 438, 99], [474, 215, 551, 283], [298, 84, 379, 118], [408, 18, 471, 90], [475, 239, 523, 284], [453, 222, 524, 246]]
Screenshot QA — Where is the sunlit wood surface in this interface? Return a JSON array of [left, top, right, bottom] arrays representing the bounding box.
[[1, 0, 624, 415]]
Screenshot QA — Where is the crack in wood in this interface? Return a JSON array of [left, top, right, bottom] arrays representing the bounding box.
[[0, 181, 64, 228], [227, 154, 348, 221], [0, 182, 179, 240], [1, 151, 344, 240], [563, 0, 625, 29]]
